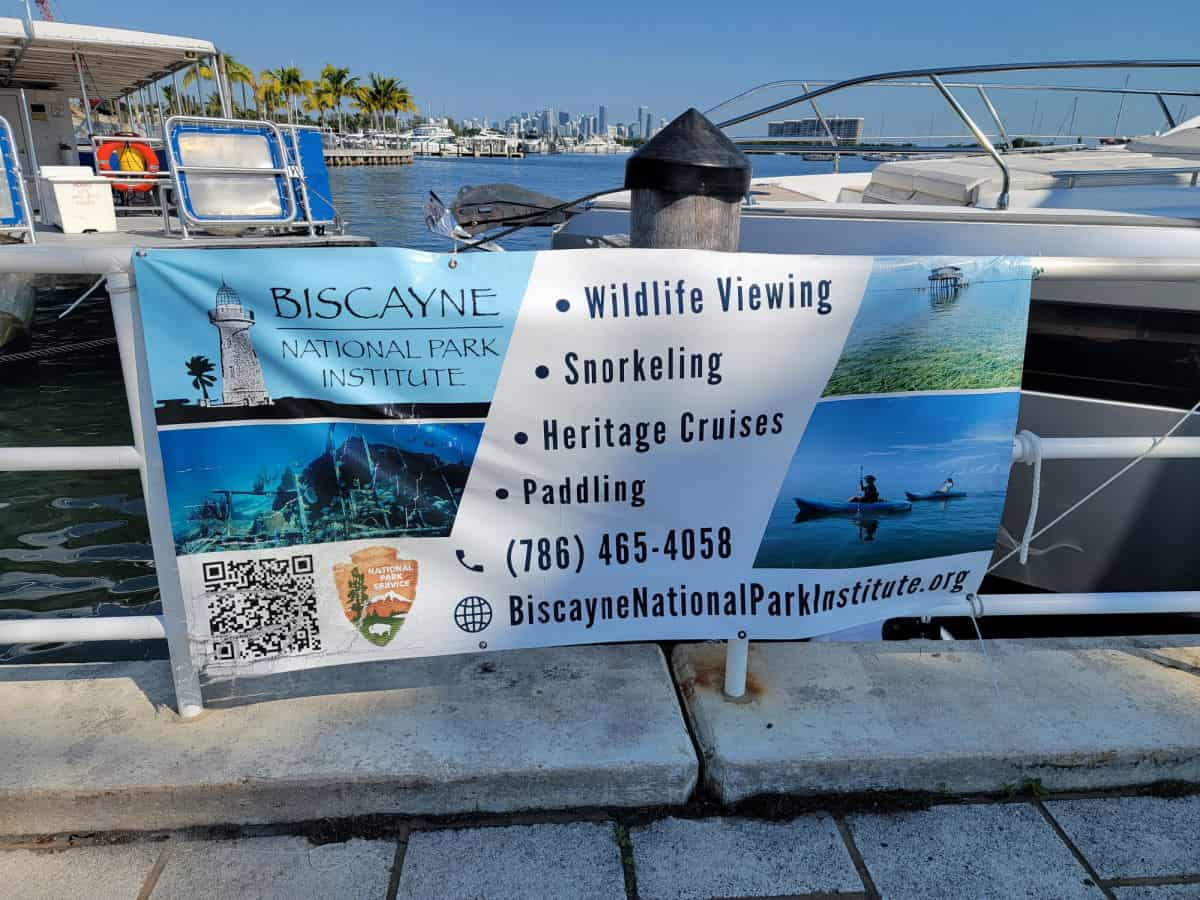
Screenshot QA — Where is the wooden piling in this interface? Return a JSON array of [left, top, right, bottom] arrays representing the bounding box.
[[625, 108, 751, 251]]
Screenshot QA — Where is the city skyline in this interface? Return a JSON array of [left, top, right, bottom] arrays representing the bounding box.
[[38, 0, 1200, 140]]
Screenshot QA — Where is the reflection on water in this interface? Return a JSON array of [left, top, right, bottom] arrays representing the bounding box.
[[757, 491, 1007, 569]]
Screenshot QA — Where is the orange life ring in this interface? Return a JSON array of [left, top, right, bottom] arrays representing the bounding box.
[[97, 139, 159, 193]]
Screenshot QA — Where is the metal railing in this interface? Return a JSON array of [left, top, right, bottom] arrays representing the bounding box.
[[163, 115, 300, 238], [0, 114, 35, 244], [710, 60, 1200, 209]]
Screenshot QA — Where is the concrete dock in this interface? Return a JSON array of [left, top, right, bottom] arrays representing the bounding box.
[[1, 635, 1198, 839], [675, 637, 1200, 803]]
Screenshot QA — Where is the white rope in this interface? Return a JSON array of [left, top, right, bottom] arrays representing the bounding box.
[[1013, 430, 1043, 565], [965, 592, 1002, 698], [990, 396, 1200, 576]]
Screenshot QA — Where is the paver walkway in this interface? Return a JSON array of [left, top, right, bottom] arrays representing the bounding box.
[[2, 792, 1197, 899]]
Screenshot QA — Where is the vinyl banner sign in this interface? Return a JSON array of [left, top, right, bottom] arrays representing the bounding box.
[[131, 248, 1031, 679]]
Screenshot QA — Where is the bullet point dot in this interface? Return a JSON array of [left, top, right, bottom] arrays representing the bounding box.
[[535, 365, 549, 379], [555, 298, 570, 312], [495, 488, 509, 500], [514, 432, 528, 445]]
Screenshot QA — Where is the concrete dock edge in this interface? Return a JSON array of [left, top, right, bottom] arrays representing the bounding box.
[[0, 643, 698, 834], [673, 637, 1200, 803]]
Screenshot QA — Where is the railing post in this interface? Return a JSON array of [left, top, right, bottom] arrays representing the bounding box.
[[626, 107, 750, 252], [724, 632, 750, 699], [626, 109, 754, 697], [107, 268, 205, 719]]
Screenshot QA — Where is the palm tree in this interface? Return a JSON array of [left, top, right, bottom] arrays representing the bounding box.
[[305, 86, 336, 126], [318, 65, 358, 132], [268, 66, 311, 123], [186, 356, 216, 403], [360, 74, 416, 132], [223, 56, 257, 118], [257, 71, 284, 121]]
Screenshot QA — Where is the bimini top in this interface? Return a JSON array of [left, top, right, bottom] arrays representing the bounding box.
[[0, 17, 216, 98]]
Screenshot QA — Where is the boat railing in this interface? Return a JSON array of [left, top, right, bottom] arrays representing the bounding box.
[[0, 114, 36, 245], [710, 61, 1200, 209]]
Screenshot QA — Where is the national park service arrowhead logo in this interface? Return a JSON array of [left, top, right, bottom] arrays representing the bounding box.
[[333, 547, 418, 647]]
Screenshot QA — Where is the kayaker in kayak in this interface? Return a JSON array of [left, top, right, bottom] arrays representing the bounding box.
[[935, 477, 955, 495], [850, 474, 880, 503]]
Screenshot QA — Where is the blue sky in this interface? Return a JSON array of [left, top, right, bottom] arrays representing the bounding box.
[[781, 393, 1021, 496], [45, 0, 1200, 137]]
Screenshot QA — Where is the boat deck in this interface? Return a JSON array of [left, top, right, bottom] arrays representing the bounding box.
[[0, 217, 374, 275]]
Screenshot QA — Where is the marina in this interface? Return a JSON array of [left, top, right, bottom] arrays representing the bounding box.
[[1, 6, 1199, 895]]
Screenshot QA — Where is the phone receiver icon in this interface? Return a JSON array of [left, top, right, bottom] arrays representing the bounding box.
[[456, 549, 484, 573]]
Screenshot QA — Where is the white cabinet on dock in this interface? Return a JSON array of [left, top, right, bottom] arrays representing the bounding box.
[[38, 166, 117, 234]]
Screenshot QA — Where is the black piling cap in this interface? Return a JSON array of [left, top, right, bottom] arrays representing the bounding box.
[[624, 108, 751, 200]]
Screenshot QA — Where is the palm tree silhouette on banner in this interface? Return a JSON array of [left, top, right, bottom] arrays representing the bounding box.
[[186, 355, 216, 403]]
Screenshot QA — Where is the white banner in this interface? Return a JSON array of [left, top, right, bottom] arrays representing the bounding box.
[[132, 248, 1032, 678]]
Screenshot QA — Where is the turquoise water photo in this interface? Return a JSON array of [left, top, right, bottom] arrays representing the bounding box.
[[755, 392, 1018, 568], [822, 257, 1032, 396]]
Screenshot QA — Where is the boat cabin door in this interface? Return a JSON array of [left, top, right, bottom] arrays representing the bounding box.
[[0, 90, 78, 178]]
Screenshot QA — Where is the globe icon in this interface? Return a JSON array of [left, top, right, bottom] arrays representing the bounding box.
[[454, 596, 492, 633]]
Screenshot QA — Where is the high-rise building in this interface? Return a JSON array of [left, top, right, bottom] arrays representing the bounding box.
[[598, 105, 608, 136], [636, 106, 647, 139], [558, 111, 570, 127], [644, 110, 654, 140]]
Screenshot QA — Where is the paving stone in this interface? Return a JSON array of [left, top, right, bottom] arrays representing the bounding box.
[[1112, 887, 1200, 900], [849, 802, 1104, 899], [1047, 796, 1200, 880], [630, 815, 861, 900], [395, 822, 625, 900], [0, 843, 160, 900], [150, 836, 394, 900]]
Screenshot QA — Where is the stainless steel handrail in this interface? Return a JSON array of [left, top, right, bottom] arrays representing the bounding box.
[[710, 60, 1200, 211], [930, 74, 1011, 208], [712, 61, 1200, 128]]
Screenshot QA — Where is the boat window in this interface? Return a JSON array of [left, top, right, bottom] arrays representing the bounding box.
[[1023, 300, 1200, 410]]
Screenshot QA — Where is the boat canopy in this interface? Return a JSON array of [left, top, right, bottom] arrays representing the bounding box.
[[0, 17, 216, 98]]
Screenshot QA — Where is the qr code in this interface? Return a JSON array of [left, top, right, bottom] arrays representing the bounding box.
[[201, 555, 321, 664]]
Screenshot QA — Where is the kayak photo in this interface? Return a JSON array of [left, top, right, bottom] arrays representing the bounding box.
[[821, 256, 1032, 397], [754, 391, 1019, 569]]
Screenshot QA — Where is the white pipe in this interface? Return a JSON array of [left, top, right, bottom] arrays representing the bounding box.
[[1034, 257, 1200, 282], [724, 634, 749, 698], [0, 616, 166, 643], [927, 591, 1200, 618], [108, 271, 206, 720], [0, 446, 141, 471], [1013, 435, 1200, 463]]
